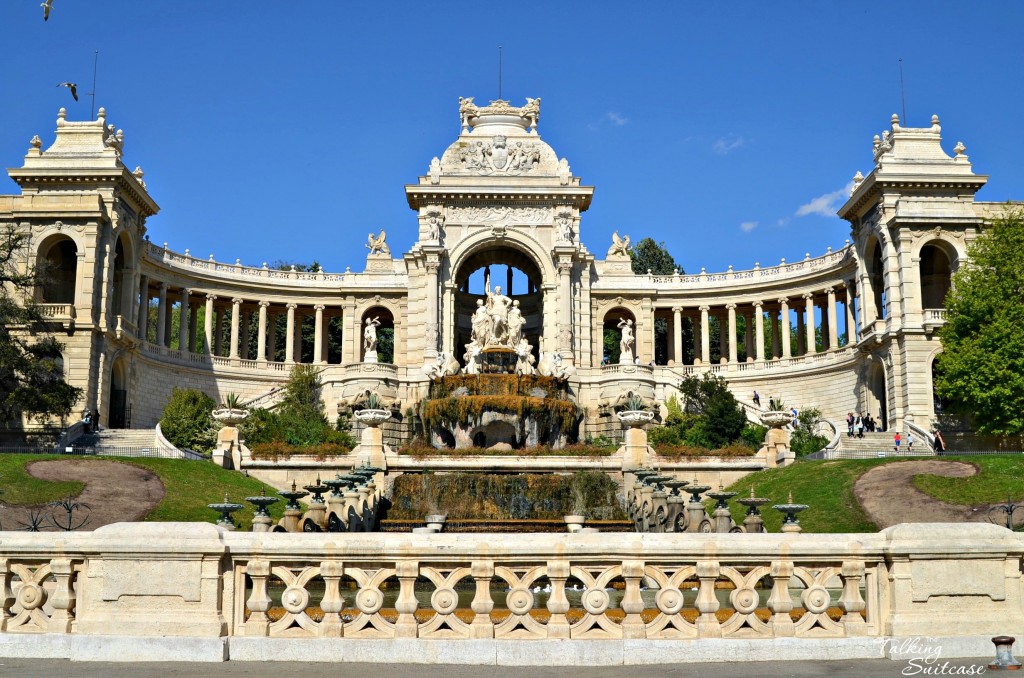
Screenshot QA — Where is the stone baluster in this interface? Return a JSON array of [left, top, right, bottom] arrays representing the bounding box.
[[47, 558, 76, 633], [695, 560, 722, 637], [0, 559, 12, 631], [726, 303, 737, 364], [754, 301, 765, 362], [620, 560, 646, 639], [394, 560, 419, 638], [545, 560, 570, 638], [779, 298, 792, 358], [768, 560, 795, 637], [469, 560, 495, 638], [318, 560, 345, 637], [804, 293, 815, 355], [245, 559, 272, 636], [827, 286, 839, 350], [229, 298, 242, 359], [257, 301, 269, 363], [839, 559, 867, 634]]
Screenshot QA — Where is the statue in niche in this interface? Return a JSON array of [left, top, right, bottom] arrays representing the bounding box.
[[608, 231, 631, 258], [506, 300, 525, 346], [363, 316, 381, 361], [556, 211, 573, 243], [366, 230, 390, 255], [486, 285, 512, 345], [617, 317, 635, 365], [425, 209, 444, 241]]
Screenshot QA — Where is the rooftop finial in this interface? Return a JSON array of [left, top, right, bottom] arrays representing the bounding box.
[[891, 113, 900, 127], [931, 114, 940, 126]]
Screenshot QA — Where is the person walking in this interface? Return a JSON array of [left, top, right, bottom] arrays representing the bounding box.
[[847, 412, 854, 437], [907, 432, 914, 452], [893, 431, 901, 453], [933, 429, 946, 453], [753, 391, 761, 408], [855, 414, 863, 438]]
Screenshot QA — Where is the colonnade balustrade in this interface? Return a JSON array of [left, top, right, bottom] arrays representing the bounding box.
[[634, 282, 859, 369]]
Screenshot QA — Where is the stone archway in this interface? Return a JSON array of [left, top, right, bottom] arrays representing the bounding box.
[[919, 241, 955, 310], [602, 307, 636, 365], [36, 235, 78, 304], [865, 359, 888, 431], [867, 239, 886, 321], [360, 306, 395, 364], [108, 356, 130, 429]]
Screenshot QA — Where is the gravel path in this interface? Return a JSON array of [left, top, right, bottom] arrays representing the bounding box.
[[0, 459, 165, 531], [853, 460, 989, 529]]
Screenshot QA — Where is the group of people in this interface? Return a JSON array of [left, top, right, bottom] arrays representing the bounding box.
[[82, 409, 99, 434], [846, 412, 880, 437]]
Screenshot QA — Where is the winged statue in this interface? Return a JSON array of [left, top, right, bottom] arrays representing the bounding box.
[[607, 230, 631, 257], [366, 229, 390, 255]]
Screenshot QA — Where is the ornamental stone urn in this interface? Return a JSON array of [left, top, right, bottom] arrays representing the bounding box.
[[563, 514, 586, 533], [758, 410, 794, 468], [617, 407, 655, 471], [212, 407, 250, 470], [354, 407, 391, 469]]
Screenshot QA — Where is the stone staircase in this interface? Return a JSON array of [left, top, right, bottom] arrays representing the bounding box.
[[72, 428, 158, 455], [833, 431, 932, 457]]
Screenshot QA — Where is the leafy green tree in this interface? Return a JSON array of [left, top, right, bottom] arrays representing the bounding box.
[[676, 373, 747, 447], [0, 226, 82, 425], [629, 237, 681, 276], [159, 387, 218, 454], [241, 365, 355, 449], [935, 209, 1024, 435]]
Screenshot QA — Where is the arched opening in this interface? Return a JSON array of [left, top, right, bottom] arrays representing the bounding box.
[[361, 306, 395, 364], [865, 360, 887, 431], [920, 243, 954, 309], [603, 307, 636, 365], [108, 356, 130, 429], [37, 237, 77, 304], [111, 235, 128, 318], [453, 245, 543, 368], [868, 241, 886, 321]]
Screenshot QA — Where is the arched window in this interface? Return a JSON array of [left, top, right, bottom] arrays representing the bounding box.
[[38, 238, 78, 304], [920, 243, 953, 309], [869, 241, 886, 320]]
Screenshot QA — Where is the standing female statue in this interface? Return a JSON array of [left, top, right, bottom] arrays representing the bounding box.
[[617, 317, 635, 365]]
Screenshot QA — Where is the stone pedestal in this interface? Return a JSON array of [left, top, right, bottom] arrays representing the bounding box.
[[617, 410, 655, 471], [303, 503, 326, 531], [279, 508, 302, 533], [251, 515, 271, 533]]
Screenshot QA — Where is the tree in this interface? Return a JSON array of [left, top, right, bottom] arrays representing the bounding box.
[[935, 209, 1024, 435], [629, 238, 681, 276], [159, 388, 218, 454], [0, 226, 81, 425], [677, 373, 746, 447]]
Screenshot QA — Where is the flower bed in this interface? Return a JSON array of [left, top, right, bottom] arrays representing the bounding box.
[[249, 441, 356, 461], [397, 439, 615, 457], [652, 443, 758, 459]]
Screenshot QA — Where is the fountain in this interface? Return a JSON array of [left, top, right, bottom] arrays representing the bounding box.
[[277, 481, 309, 532], [300, 475, 330, 532], [772, 491, 809, 533], [681, 480, 713, 533], [737, 487, 771, 534], [208, 494, 243, 531], [245, 485, 280, 533], [706, 486, 739, 533]]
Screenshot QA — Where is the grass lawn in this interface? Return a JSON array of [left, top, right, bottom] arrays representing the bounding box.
[[717, 455, 1024, 533], [0, 454, 286, 531]]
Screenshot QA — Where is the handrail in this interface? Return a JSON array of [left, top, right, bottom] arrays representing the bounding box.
[[55, 420, 86, 451], [904, 420, 935, 450]]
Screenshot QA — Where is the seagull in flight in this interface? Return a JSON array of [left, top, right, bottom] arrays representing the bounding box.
[[41, 0, 53, 21], [57, 82, 78, 101]]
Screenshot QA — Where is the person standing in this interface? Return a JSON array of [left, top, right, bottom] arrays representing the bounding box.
[[855, 414, 863, 438], [933, 429, 946, 453], [847, 412, 854, 437]]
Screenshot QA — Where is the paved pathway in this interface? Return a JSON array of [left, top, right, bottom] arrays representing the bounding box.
[[853, 460, 988, 528]]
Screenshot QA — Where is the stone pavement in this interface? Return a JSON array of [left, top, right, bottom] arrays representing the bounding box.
[[0, 658, 993, 678]]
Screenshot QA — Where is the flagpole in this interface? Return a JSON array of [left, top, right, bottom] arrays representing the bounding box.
[[89, 50, 99, 119]]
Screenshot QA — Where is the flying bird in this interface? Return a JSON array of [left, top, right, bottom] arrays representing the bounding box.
[[57, 82, 78, 101], [41, 0, 53, 21]]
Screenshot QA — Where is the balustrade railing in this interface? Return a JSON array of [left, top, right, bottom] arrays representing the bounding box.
[[36, 303, 75, 320], [600, 363, 655, 377]]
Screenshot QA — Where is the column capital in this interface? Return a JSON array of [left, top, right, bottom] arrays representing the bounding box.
[[206, 293, 217, 301], [181, 288, 192, 297], [232, 297, 243, 306], [826, 286, 837, 296], [726, 302, 737, 310], [158, 281, 168, 290], [286, 303, 298, 310], [671, 306, 683, 314], [803, 292, 814, 300], [699, 305, 710, 312], [314, 304, 326, 312], [258, 300, 271, 308], [752, 300, 764, 309], [777, 297, 789, 307]]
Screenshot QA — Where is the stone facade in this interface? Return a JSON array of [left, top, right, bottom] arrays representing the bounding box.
[[1, 102, 1013, 436]]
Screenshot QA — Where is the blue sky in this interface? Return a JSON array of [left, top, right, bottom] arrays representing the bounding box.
[[2, 1, 1021, 275]]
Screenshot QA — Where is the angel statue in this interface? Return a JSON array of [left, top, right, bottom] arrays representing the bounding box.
[[366, 230, 390, 255], [607, 231, 631, 257]]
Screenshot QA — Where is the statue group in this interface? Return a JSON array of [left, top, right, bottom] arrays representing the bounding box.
[[463, 284, 533, 375]]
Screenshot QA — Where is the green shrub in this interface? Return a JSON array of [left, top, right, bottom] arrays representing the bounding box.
[[159, 388, 218, 455], [740, 423, 769, 449], [647, 425, 681, 446]]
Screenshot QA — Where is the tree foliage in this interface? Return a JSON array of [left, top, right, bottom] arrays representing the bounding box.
[[629, 238, 682, 275], [159, 388, 218, 454], [935, 209, 1024, 435], [242, 364, 355, 449], [0, 226, 81, 424], [653, 373, 748, 449]]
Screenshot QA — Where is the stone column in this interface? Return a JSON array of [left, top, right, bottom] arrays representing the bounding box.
[[229, 298, 242, 359], [178, 288, 191, 352], [257, 301, 269, 363], [424, 259, 439, 359], [314, 304, 326, 364], [753, 301, 765, 362], [137, 275, 149, 337], [557, 259, 573, 360], [845, 282, 857, 346], [672, 307, 682, 365], [285, 303, 296, 364], [827, 287, 839, 350], [239, 307, 250, 360], [204, 294, 215, 354], [188, 304, 198, 353], [155, 282, 167, 346], [726, 303, 737, 364], [699, 305, 710, 365], [779, 298, 791, 359], [804, 293, 815, 355], [796, 307, 806, 355]]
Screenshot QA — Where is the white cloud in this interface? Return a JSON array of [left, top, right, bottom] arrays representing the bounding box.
[[740, 221, 758, 233], [606, 111, 628, 126], [713, 135, 745, 155], [796, 182, 855, 217]]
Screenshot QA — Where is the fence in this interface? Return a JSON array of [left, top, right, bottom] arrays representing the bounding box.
[[0, 445, 205, 460]]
